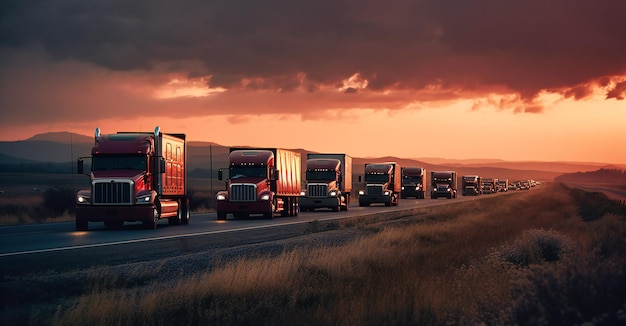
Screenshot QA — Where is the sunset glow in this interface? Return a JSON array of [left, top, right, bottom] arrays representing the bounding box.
[[1, 1, 625, 164]]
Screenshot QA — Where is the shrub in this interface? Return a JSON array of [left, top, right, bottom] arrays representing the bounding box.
[[41, 187, 76, 217], [492, 229, 575, 267]]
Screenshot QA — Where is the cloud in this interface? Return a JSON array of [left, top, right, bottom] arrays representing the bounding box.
[[1, 0, 626, 128]]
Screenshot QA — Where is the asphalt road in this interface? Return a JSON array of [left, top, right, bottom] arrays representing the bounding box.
[[0, 191, 520, 276]]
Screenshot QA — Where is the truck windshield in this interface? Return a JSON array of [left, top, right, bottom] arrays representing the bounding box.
[[306, 170, 336, 181], [92, 155, 147, 171], [402, 176, 422, 184], [230, 166, 267, 179], [365, 174, 389, 183]]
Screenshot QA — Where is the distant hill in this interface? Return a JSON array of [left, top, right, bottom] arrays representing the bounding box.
[[555, 168, 626, 184], [0, 131, 620, 181], [26, 132, 93, 144]]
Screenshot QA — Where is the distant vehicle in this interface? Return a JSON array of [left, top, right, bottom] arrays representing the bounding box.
[[508, 182, 517, 191], [497, 179, 509, 192], [431, 171, 457, 199], [401, 167, 426, 199], [300, 153, 352, 212], [75, 126, 190, 231], [462, 175, 482, 196], [358, 162, 401, 207], [520, 180, 531, 190], [481, 178, 498, 194], [216, 148, 301, 219]]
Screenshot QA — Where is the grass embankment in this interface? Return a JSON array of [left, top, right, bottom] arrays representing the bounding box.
[[12, 183, 626, 325]]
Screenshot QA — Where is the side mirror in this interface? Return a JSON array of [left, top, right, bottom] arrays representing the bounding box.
[[338, 174, 343, 183], [77, 158, 84, 174], [358, 176, 362, 183], [271, 168, 280, 181], [218, 169, 223, 181]]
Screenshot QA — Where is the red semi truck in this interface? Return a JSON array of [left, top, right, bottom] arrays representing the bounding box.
[[431, 171, 457, 199], [462, 175, 482, 196], [299, 153, 352, 212], [400, 167, 426, 199], [358, 162, 401, 207], [75, 126, 189, 230], [216, 148, 301, 219]]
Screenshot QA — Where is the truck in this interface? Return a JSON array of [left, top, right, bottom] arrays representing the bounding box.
[[481, 178, 498, 194], [461, 175, 482, 196], [75, 126, 189, 231], [400, 167, 426, 199], [300, 153, 352, 212], [358, 162, 401, 207], [216, 148, 301, 219], [497, 179, 509, 192], [431, 171, 457, 199]]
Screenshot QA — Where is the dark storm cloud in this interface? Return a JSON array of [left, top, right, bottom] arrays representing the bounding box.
[[2, 0, 626, 100]]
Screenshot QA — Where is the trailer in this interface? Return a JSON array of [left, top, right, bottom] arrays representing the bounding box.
[[462, 175, 482, 196]]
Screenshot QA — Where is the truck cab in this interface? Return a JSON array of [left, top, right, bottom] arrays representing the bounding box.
[[358, 162, 401, 207], [401, 167, 426, 199], [300, 154, 352, 212], [216, 148, 301, 219]]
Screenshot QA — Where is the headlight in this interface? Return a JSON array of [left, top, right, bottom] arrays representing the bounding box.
[[359, 190, 365, 195], [329, 190, 337, 197], [260, 194, 271, 201], [300, 191, 306, 196], [384, 191, 390, 196], [136, 194, 152, 204], [77, 195, 90, 204], [216, 194, 227, 201], [401, 186, 405, 190]]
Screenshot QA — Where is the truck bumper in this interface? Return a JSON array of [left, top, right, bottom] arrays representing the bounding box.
[[300, 197, 340, 210], [359, 195, 392, 206], [216, 200, 272, 216], [401, 189, 424, 198], [75, 204, 155, 223]]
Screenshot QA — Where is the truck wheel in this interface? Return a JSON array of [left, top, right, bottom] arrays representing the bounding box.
[[76, 219, 88, 231], [143, 208, 158, 229], [181, 199, 190, 225], [217, 212, 227, 220]]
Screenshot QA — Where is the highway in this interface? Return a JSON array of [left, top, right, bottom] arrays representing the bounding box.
[[0, 192, 518, 275]]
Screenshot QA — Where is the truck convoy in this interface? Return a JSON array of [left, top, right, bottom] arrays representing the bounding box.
[[497, 179, 509, 192], [216, 148, 301, 219], [431, 171, 457, 199], [461, 175, 482, 196], [300, 154, 352, 212], [75, 127, 189, 231], [358, 162, 401, 207], [400, 167, 426, 199], [482, 178, 498, 194]]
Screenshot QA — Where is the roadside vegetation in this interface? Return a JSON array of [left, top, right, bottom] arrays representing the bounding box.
[[3, 183, 626, 325]]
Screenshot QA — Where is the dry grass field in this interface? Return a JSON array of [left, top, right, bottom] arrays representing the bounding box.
[[2, 182, 625, 325]]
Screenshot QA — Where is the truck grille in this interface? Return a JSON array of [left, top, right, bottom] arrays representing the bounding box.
[[230, 184, 256, 201], [366, 185, 383, 196], [308, 184, 328, 198], [93, 180, 133, 205]]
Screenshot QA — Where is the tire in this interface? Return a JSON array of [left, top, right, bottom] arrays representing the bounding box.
[[143, 208, 158, 229], [168, 200, 182, 225], [76, 219, 88, 231], [181, 199, 190, 225]]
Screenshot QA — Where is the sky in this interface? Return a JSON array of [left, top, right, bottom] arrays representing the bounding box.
[[1, 0, 625, 164]]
